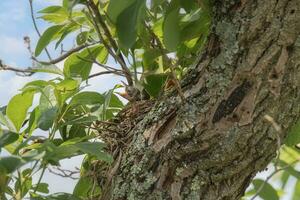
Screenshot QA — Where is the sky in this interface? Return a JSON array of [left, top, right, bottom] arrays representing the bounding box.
[[0, 0, 295, 199]]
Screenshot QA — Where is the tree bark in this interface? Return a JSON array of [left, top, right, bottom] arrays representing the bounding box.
[[98, 0, 300, 199]]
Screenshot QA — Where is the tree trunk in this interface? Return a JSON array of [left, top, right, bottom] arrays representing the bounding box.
[[98, 0, 300, 199]]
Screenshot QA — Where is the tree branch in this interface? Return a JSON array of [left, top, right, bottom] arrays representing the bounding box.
[[0, 60, 34, 76]]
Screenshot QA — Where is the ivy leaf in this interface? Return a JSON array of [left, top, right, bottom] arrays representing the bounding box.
[[35, 25, 64, 57], [163, 8, 180, 52], [252, 179, 279, 200], [116, 0, 145, 49], [284, 120, 300, 146], [7, 92, 34, 132]]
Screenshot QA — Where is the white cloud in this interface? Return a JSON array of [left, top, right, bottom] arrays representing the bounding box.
[[0, 35, 26, 56]]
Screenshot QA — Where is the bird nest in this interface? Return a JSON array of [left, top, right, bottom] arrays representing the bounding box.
[[94, 99, 155, 156]]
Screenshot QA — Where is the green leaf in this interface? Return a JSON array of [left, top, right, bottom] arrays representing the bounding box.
[[74, 142, 112, 163], [35, 25, 64, 57], [22, 80, 49, 93], [76, 31, 89, 46], [7, 92, 34, 132], [39, 6, 66, 14], [143, 74, 168, 98], [252, 179, 279, 200], [277, 160, 300, 179], [73, 177, 100, 198], [107, 0, 135, 23], [69, 92, 105, 107], [31, 193, 80, 200], [55, 22, 79, 49], [180, 9, 210, 41], [63, 116, 98, 125], [280, 170, 290, 189], [38, 6, 68, 24], [25, 108, 41, 137], [33, 183, 49, 194], [0, 110, 15, 131], [0, 130, 19, 149], [163, 8, 180, 52], [293, 180, 300, 200], [285, 120, 300, 146], [142, 49, 162, 71], [116, 0, 145, 48], [96, 44, 109, 64], [109, 93, 124, 108], [55, 79, 80, 103], [32, 63, 64, 76], [0, 156, 24, 174], [38, 86, 59, 131], [64, 46, 103, 80]]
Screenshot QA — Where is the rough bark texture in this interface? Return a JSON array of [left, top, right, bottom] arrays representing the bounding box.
[[98, 0, 300, 199]]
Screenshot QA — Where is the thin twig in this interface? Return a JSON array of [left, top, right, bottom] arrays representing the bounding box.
[[48, 166, 80, 180], [88, 70, 124, 79], [28, 0, 52, 60], [35, 43, 96, 65]]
